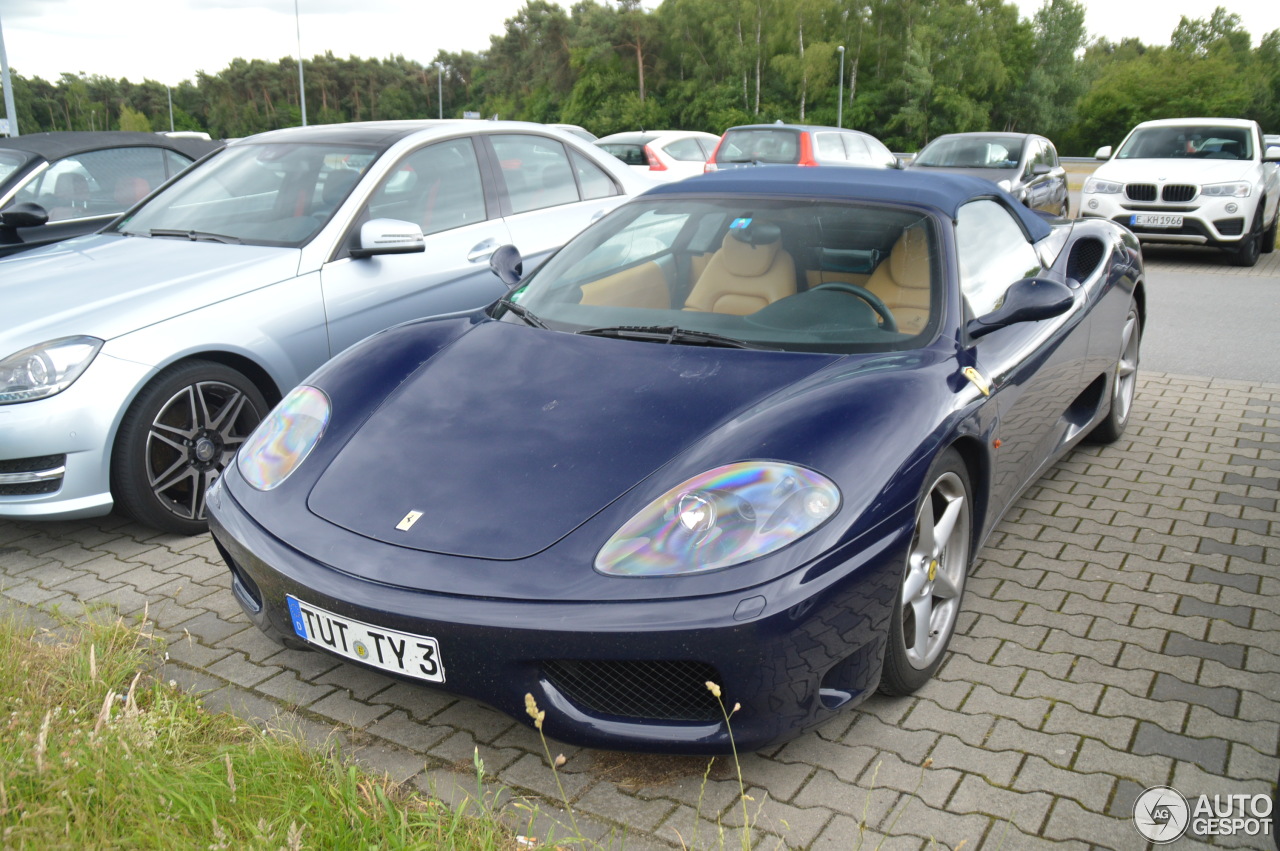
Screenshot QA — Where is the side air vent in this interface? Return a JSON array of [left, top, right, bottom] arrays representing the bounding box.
[[1067, 238, 1106, 283]]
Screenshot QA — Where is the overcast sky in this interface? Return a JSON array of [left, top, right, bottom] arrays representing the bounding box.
[[0, 0, 1277, 86]]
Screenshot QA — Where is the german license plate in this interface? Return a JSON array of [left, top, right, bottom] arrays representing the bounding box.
[[1131, 213, 1183, 228], [286, 595, 444, 683]]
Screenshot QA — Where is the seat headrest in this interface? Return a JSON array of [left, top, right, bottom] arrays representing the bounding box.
[[720, 222, 782, 277], [888, 225, 930, 283]]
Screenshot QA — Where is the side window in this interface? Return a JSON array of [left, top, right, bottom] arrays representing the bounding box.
[[366, 138, 487, 235], [163, 150, 195, 179], [955, 200, 1041, 318], [663, 138, 705, 162], [815, 133, 846, 161], [569, 150, 620, 201], [1042, 141, 1059, 168], [841, 134, 874, 165], [490, 134, 580, 215], [25, 147, 170, 221]]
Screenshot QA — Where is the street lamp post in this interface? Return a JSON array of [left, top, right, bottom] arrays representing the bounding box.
[[0, 9, 18, 137], [295, 0, 308, 126], [436, 63, 444, 120], [836, 45, 845, 129]]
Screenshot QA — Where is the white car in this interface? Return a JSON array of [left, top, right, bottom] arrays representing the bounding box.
[[595, 131, 721, 182], [1081, 117, 1280, 267], [0, 121, 649, 534]]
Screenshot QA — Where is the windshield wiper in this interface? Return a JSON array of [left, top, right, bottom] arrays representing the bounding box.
[[148, 228, 242, 244], [496, 297, 548, 329], [577, 325, 772, 350]]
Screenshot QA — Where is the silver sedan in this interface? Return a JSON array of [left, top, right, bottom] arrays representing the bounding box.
[[0, 120, 649, 534]]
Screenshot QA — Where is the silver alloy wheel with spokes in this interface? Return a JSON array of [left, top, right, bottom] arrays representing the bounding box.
[[146, 380, 257, 522], [1112, 309, 1140, 426], [113, 360, 269, 536], [900, 469, 971, 670]]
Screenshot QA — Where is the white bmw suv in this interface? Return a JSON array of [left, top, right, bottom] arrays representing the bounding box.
[[1081, 117, 1280, 267]]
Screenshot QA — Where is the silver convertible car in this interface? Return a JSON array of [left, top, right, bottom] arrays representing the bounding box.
[[0, 120, 649, 534]]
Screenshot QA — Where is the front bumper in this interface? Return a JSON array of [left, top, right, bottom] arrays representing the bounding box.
[[207, 477, 908, 754], [1079, 189, 1254, 248], [0, 353, 153, 520]]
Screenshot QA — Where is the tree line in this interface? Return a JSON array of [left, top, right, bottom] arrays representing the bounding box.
[[3, 1, 1276, 156]]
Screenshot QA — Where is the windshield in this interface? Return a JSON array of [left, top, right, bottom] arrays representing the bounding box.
[[1116, 125, 1253, 161], [113, 142, 378, 246], [914, 137, 1020, 169], [715, 130, 801, 165], [508, 196, 941, 354]]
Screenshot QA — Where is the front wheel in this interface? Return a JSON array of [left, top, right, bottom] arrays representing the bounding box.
[[879, 449, 972, 696], [1228, 205, 1263, 267], [1087, 305, 1141, 444], [112, 360, 268, 536], [1262, 206, 1277, 255]]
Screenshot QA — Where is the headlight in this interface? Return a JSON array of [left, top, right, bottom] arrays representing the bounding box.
[[0, 336, 102, 404], [236, 385, 331, 491], [595, 461, 841, 577], [1083, 178, 1123, 194], [1201, 182, 1250, 198]]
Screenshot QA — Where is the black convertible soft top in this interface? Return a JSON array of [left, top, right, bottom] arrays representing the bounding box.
[[0, 131, 222, 162]]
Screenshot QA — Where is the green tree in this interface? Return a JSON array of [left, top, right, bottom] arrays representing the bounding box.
[[119, 104, 151, 131]]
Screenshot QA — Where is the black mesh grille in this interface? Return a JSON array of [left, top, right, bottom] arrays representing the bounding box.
[[0, 481, 60, 496], [1214, 218, 1245, 236], [543, 659, 723, 722], [1126, 184, 1156, 202], [0, 454, 65, 496], [1067, 238, 1106, 282], [1162, 184, 1197, 203], [0, 455, 65, 475]]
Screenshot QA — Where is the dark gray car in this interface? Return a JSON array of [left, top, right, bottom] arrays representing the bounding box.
[[908, 132, 1069, 217]]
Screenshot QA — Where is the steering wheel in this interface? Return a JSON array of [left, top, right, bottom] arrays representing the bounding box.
[[810, 283, 898, 332]]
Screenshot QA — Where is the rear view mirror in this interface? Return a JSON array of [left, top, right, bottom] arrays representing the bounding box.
[[1094, 145, 1113, 161], [350, 218, 425, 259], [967, 278, 1073, 338]]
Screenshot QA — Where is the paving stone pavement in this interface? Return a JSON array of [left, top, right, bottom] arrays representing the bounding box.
[[2, 367, 1278, 849]]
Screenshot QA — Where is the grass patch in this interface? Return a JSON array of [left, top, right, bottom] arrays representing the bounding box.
[[0, 611, 510, 850]]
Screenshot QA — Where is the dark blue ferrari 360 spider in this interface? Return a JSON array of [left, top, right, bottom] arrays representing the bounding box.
[[207, 168, 1144, 754]]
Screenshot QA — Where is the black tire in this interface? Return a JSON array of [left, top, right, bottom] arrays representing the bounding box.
[[879, 448, 973, 696], [112, 360, 268, 536], [1087, 304, 1141, 444], [1263, 205, 1277, 255], [1229, 205, 1264, 267], [1059, 200, 1071, 219]]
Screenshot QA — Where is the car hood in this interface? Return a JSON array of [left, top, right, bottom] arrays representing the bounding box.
[[1094, 158, 1258, 185], [306, 321, 836, 560], [0, 234, 299, 351]]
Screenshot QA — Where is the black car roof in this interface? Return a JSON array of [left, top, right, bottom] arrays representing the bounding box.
[[0, 131, 222, 161]]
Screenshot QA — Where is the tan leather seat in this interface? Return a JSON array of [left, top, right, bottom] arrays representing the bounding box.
[[865, 226, 932, 335], [684, 222, 795, 315], [49, 173, 90, 221]]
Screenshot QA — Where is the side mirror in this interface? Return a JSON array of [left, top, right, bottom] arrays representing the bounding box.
[[1264, 144, 1280, 163], [1031, 163, 1052, 176], [967, 278, 1074, 339], [1094, 145, 1113, 161], [0, 202, 50, 230], [349, 218, 425, 259], [490, 244, 523, 286]]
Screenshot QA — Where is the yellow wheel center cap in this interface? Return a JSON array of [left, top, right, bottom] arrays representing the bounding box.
[[928, 559, 938, 582]]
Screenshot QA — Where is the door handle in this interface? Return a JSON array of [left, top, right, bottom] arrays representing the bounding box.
[[467, 239, 498, 263], [590, 209, 607, 223]]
